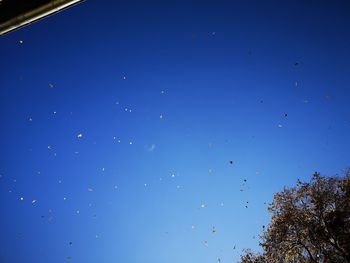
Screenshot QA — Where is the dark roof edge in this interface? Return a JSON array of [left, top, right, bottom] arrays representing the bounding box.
[[0, 0, 84, 36]]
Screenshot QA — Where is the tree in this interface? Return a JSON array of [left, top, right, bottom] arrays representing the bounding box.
[[240, 170, 350, 263], [240, 249, 268, 263]]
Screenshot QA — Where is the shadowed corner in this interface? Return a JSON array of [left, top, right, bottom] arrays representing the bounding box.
[[0, 0, 84, 36]]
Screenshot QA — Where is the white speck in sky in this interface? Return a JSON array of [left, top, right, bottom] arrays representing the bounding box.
[[76, 210, 80, 214], [49, 83, 54, 88], [47, 145, 52, 150], [19, 40, 23, 44], [32, 199, 37, 204], [77, 133, 83, 138], [63, 197, 67, 201], [20, 197, 24, 201], [159, 114, 164, 119], [87, 187, 93, 192], [122, 76, 127, 80], [28, 117, 33, 122], [147, 144, 156, 152], [102, 167, 105, 172], [129, 141, 133, 145], [171, 174, 175, 178], [278, 124, 283, 128], [200, 203, 206, 208]]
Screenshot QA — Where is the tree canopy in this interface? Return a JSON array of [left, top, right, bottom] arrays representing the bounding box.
[[240, 170, 350, 263]]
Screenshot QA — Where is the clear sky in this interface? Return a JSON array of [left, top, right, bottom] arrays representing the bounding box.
[[1, 1, 350, 262]]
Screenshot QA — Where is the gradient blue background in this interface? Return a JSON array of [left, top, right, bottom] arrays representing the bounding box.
[[1, 1, 350, 262]]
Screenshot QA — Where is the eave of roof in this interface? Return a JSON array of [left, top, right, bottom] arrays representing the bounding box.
[[0, 0, 83, 36]]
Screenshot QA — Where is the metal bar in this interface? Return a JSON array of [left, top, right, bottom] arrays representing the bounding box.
[[0, 0, 84, 36]]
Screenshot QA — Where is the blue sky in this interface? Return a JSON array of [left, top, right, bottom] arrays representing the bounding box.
[[1, 1, 350, 262]]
